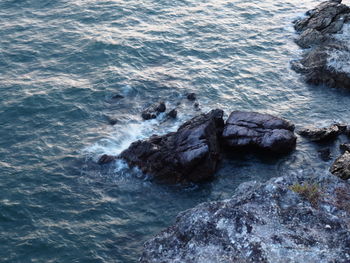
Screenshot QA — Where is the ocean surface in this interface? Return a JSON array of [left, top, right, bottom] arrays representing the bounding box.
[[1, 0, 350, 262]]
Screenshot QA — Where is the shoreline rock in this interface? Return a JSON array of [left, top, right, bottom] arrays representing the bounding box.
[[222, 111, 296, 154], [140, 172, 350, 262], [292, 0, 350, 89], [330, 150, 350, 179], [120, 109, 224, 184], [99, 110, 297, 183], [141, 101, 166, 120], [298, 124, 341, 142]]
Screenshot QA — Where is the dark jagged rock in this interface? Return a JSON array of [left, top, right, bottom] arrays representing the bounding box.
[[167, 109, 177, 119], [340, 143, 350, 153], [298, 124, 341, 141], [120, 109, 224, 184], [140, 173, 350, 262], [98, 154, 116, 165], [292, 0, 350, 89], [318, 148, 332, 161], [111, 94, 124, 100], [186, 92, 196, 101], [141, 101, 166, 120], [222, 111, 296, 154], [105, 116, 118, 125], [330, 151, 350, 179]]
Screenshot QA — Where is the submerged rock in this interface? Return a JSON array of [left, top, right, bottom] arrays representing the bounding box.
[[222, 111, 296, 154], [167, 108, 177, 119], [340, 143, 350, 153], [298, 124, 341, 141], [98, 154, 116, 165], [140, 173, 350, 262], [186, 92, 196, 101], [141, 101, 166, 120], [330, 151, 350, 179], [318, 147, 332, 161], [292, 0, 350, 89], [120, 109, 224, 184]]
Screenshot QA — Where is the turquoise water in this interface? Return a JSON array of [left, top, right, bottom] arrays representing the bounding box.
[[2, 0, 350, 262]]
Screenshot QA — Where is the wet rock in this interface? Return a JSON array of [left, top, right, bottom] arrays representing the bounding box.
[[111, 94, 124, 99], [340, 143, 350, 153], [318, 148, 332, 161], [141, 101, 166, 120], [105, 116, 118, 125], [167, 109, 177, 119], [330, 151, 350, 179], [140, 173, 350, 262], [222, 111, 296, 154], [295, 28, 326, 48], [292, 0, 350, 89], [186, 92, 196, 101], [120, 109, 224, 184], [194, 102, 200, 110], [98, 154, 116, 165], [298, 124, 341, 142]]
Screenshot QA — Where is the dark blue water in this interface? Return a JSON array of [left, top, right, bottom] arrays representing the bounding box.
[[2, 0, 350, 262]]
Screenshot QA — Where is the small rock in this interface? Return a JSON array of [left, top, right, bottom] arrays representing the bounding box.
[[318, 148, 332, 161], [330, 151, 350, 179], [167, 109, 177, 119], [340, 143, 350, 153], [106, 116, 118, 125], [141, 101, 166, 120], [112, 94, 124, 99], [298, 125, 341, 142], [194, 102, 200, 109], [186, 93, 196, 101], [98, 154, 116, 165]]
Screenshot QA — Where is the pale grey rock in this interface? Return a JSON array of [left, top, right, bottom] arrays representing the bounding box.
[[140, 172, 350, 263], [330, 151, 350, 179]]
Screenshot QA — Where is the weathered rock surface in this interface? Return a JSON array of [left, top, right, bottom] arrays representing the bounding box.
[[120, 109, 224, 184], [222, 111, 296, 154], [330, 150, 350, 179], [140, 172, 350, 263], [298, 124, 341, 141], [141, 101, 166, 120], [292, 0, 350, 89]]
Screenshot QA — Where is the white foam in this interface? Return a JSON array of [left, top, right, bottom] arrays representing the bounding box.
[[327, 23, 350, 74]]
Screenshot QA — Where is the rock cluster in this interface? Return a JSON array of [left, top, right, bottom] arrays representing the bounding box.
[[140, 173, 350, 263], [141, 101, 166, 120], [292, 0, 350, 88], [115, 110, 296, 184], [99, 110, 297, 184]]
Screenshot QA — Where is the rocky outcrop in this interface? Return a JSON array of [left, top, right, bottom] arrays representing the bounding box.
[[330, 151, 350, 179], [222, 111, 296, 154], [292, 0, 350, 89], [119, 109, 224, 184], [141, 101, 166, 120], [298, 124, 341, 141], [98, 110, 297, 183], [140, 172, 350, 263]]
